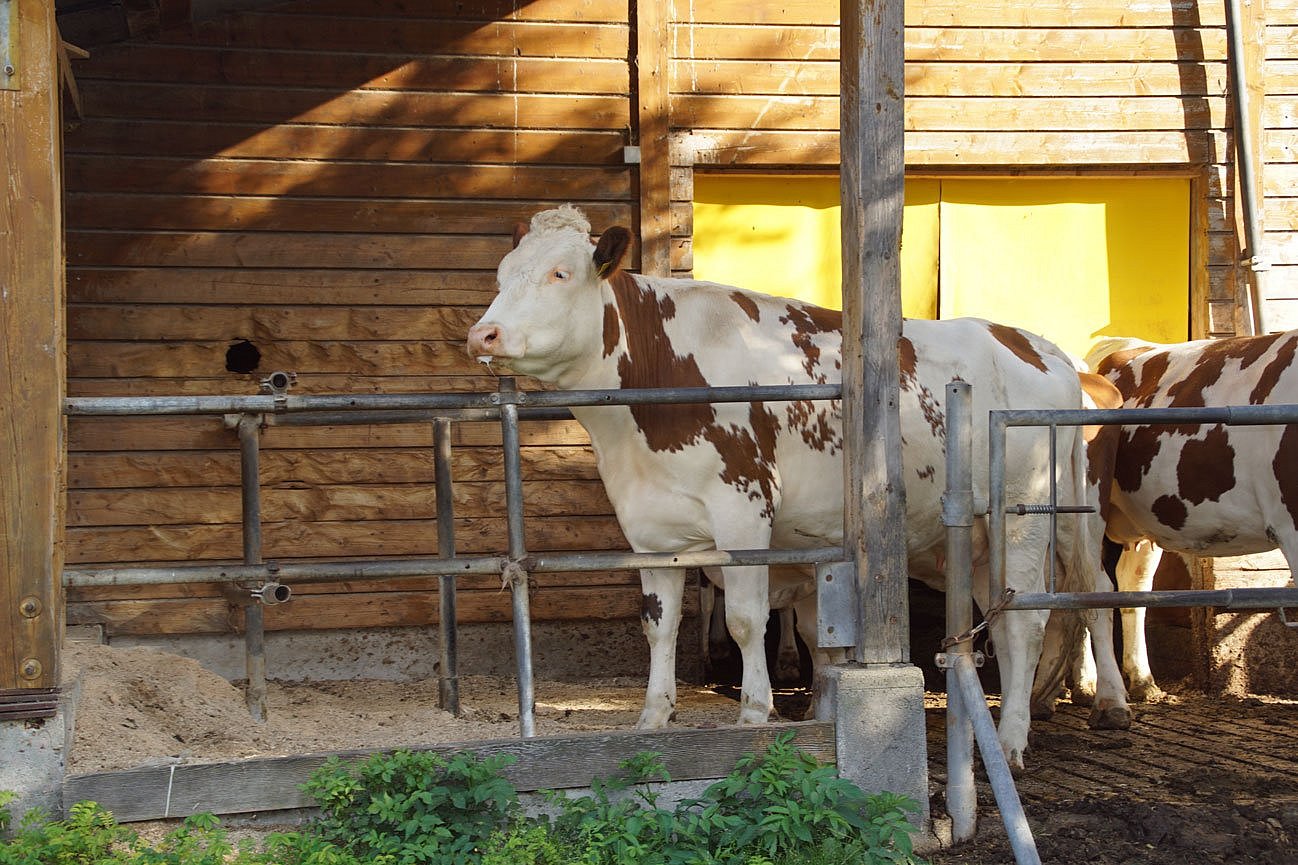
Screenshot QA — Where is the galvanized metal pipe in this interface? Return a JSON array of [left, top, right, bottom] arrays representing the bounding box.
[[434, 418, 460, 717], [499, 378, 536, 738], [996, 404, 1298, 429], [237, 414, 268, 723], [951, 654, 1042, 865], [1006, 587, 1298, 611], [65, 382, 841, 417], [64, 547, 845, 588], [1224, 0, 1270, 336], [942, 382, 977, 843]]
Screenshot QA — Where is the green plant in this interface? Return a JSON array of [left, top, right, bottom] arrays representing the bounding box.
[[300, 749, 520, 865]]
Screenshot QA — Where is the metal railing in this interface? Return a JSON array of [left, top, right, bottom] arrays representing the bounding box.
[[63, 375, 846, 734], [945, 390, 1298, 865]]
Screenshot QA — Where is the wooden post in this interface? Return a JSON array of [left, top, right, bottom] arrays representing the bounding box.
[[840, 0, 909, 665], [0, 0, 66, 704], [634, 0, 671, 277]]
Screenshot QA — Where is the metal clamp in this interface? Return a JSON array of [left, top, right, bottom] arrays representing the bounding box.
[[251, 582, 292, 605], [935, 650, 985, 669], [259, 371, 297, 409]]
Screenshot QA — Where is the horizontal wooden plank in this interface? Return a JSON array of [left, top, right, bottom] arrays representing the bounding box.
[[179, 15, 630, 59], [76, 82, 630, 130], [66, 416, 592, 452], [74, 46, 628, 94], [673, 0, 1226, 27], [67, 446, 601, 490], [65, 156, 633, 200], [67, 231, 513, 270], [63, 721, 832, 822], [65, 514, 628, 564], [65, 121, 626, 165], [65, 374, 519, 397], [66, 479, 614, 526], [672, 60, 1229, 98], [66, 584, 665, 634], [274, 0, 632, 23], [65, 195, 632, 236], [67, 268, 500, 307], [1268, 60, 1298, 94], [1270, 28, 1298, 62], [684, 129, 1225, 167], [68, 304, 482, 343], [672, 24, 1228, 63], [68, 569, 643, 602], [671, 94, 1231, 132]]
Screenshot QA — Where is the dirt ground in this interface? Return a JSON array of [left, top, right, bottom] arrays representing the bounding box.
[[63, 643, 1298, 864]]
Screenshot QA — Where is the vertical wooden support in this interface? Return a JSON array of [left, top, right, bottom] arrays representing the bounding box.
[[0, 0, 65, 700], [840, 0, 909, 665], [634, 0, 671, 277]]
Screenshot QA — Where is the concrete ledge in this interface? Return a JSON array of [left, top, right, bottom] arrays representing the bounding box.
[[0, 687, 75, 828]]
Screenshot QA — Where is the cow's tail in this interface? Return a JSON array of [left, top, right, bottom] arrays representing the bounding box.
[[1082, 335, 1156, 372], [1030, 415, 1101, 710]]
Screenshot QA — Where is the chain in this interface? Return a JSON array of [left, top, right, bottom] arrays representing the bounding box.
[[939, 587, 1016, 651]]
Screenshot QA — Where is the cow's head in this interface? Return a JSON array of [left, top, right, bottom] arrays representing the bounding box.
[[467, 205, 631, 384]]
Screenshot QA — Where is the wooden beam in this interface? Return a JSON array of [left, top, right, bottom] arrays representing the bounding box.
[[64, 720, 834, 822], [634, 0, 671, 276], [1, 0, 66, 697], [840, 0, 909, 664]]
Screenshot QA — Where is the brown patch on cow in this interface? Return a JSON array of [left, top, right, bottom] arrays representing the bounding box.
[[1251, 335, 1298, 404], [785, 399, 843, 455], [731, 291, 761, 323], [1275, 425, 1298, 535], [913, 381, 945, 442], [703, 404, 781, 519], [1078, 372, 1121, 519], [1151, 494, 1188, 530], [1167, 334, 1283, 408], [1115, 426, 1163, 494], [780, 303, 842, 382], [607, 271, 716, 451], [641, 592, 663, 625], [898, 336, 918, 391], [602, 303, 620, 358], [987, 323, 1049, 374], [1176, 424, 1236, 505]]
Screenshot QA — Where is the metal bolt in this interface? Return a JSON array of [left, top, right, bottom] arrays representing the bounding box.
[[19, 658, 42, 680], [4, 65, 15, 77], [18, 596, 41, 618]]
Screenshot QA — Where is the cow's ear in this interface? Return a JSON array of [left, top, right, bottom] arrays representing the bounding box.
[[593, 226, 632, 279], [512, 222, 529, 249]]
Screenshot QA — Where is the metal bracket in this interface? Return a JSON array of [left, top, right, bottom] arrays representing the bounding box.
[[935, 651, 985, 669], [1277, 607, 1298, 630], [259, 370, 297, 410], [2, 0, 18, 91], [816, 561, 859, 648]]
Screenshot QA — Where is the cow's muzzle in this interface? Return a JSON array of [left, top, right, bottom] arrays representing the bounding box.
[[467, 322, 505, 361]]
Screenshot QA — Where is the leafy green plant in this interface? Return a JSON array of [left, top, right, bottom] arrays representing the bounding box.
[[300, 749, 520, 865]]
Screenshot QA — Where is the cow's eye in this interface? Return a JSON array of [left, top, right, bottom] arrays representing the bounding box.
[[551, 269, 571, 282]]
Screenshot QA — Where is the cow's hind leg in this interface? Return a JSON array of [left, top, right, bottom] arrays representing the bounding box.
[[636, 567, 686, 729], [774, 606, 801, 684], [1116, 540, 1164, 702], [722, 564, 775, 725]]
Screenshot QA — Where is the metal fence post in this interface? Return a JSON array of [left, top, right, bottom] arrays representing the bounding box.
[[497, 378, 536, 737], [237, 413, 268, 722], [434, 418, 460, 716]]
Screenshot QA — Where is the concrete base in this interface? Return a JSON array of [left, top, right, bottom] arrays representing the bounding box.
[[106, 619, 703, 685], [816, 663, 930, 833], [0, 690, 74, 830]]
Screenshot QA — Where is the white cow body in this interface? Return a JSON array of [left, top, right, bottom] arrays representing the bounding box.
[[469, 206, 1128, 766], [1087, 332, 1298, 699]]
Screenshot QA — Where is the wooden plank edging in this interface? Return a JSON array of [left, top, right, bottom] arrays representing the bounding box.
[[64, 721, 834, 823]]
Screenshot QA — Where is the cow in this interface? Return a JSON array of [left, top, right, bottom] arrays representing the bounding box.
[[1084, 331, 1298, 700], [467, 205, 1129, 767]]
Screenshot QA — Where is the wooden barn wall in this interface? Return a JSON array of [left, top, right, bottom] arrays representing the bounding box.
[[60, 0, 651, 639], [666, 0, 1297, 337], [59, 0, 1298, 645]]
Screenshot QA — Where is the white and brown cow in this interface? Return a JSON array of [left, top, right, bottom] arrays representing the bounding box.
[[1085, 332, 1298, 700], [467, 205, 1128, 767]]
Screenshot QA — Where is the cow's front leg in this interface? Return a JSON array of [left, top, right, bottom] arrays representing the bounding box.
[[723, 565, 774, 725], [990, 606, 1049, 770], [636, 567, 685, 729]]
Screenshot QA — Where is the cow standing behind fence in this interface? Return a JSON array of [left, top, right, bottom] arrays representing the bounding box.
[[467, 205, 1129, 767], [1086, 332, 1298, 700]]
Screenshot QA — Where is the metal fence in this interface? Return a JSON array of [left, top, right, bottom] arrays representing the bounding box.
[[63, 375, 847, 734]]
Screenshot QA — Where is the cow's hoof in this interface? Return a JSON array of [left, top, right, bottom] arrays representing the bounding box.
[[1069, 686, 1096, 708], [1088, 704, 1133, 730], [1029, 698, 1057, 722], [737, 704, 771, 725], [1127, 678, 1164, 703]]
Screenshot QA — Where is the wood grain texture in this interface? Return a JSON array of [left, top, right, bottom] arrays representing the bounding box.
[[1, 0, 65, 691], [63, 721, 833, 822]]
